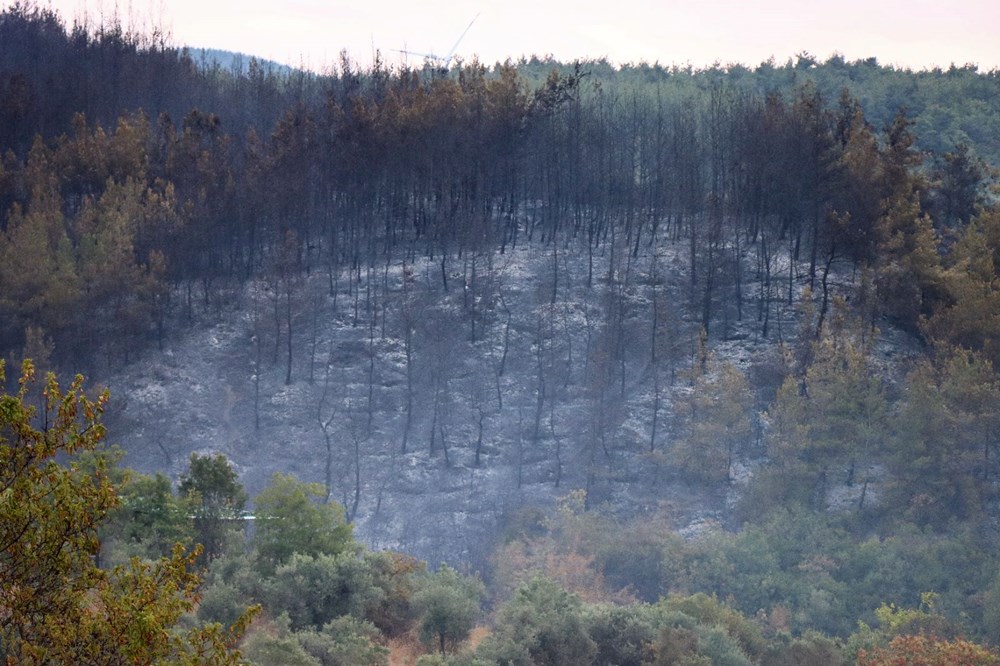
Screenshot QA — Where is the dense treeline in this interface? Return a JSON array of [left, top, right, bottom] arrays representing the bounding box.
[[519, 53, 1000, 164], [1, 3, 998, 369], [0, 2, 313, 154]]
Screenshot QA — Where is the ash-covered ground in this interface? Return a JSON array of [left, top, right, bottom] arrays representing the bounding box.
[[100, 233, 919, 569]]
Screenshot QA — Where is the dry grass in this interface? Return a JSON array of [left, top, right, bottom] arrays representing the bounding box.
[[386, 626, 492, 665], [387, 630, 427, 666], [467, 625, 490, 651]]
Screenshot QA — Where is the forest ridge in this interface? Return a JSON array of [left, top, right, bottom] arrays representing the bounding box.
[[3, 3, 1000, 664], [1, 4, 999, 367]]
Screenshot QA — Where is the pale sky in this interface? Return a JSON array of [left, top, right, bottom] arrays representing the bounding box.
[[31, 0, 1000, 72]]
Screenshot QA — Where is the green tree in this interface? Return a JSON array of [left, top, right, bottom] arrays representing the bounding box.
[[659, 594, 767, 663], [649, 623, 707, 666], [73, 177, 174, 359], [889, 346, 1000, 524], [983, 568, 1000, 640], [831, 104, 882, 265], [672, 354, 754, 483], [928, 142, 989, 228], [584, 603, 660, 666], [297, 616, 390, 666], [240, 615, 321, 666], [196, 548, 266, 629], [263, 551, 382, 630], [765, 631, 847, 666], [364, 550, 425, 636], [413, 565, 484, 655], [924, 205, 1000, 367], [252, 472, 353, 574], [477, 575, 597, 666], [767, 319, 888, 509], [0, 188, 80, 345], [179, 452, 247, 562], [105, 470, 195, 562]]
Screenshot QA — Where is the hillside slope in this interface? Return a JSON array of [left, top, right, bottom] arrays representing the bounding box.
[[101, 230, 921, 568]]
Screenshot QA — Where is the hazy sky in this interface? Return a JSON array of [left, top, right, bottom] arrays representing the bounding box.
[[33, 0, 1000, 72]]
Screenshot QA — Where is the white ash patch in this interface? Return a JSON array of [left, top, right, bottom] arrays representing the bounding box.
[[268, 383, 309, 407], [678, 516, 724, 540], [826, 464, 886, 512], [130, 382, 167, 405]]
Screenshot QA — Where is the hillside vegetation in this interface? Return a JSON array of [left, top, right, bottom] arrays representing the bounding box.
[[3, 3, 1000, 663]]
